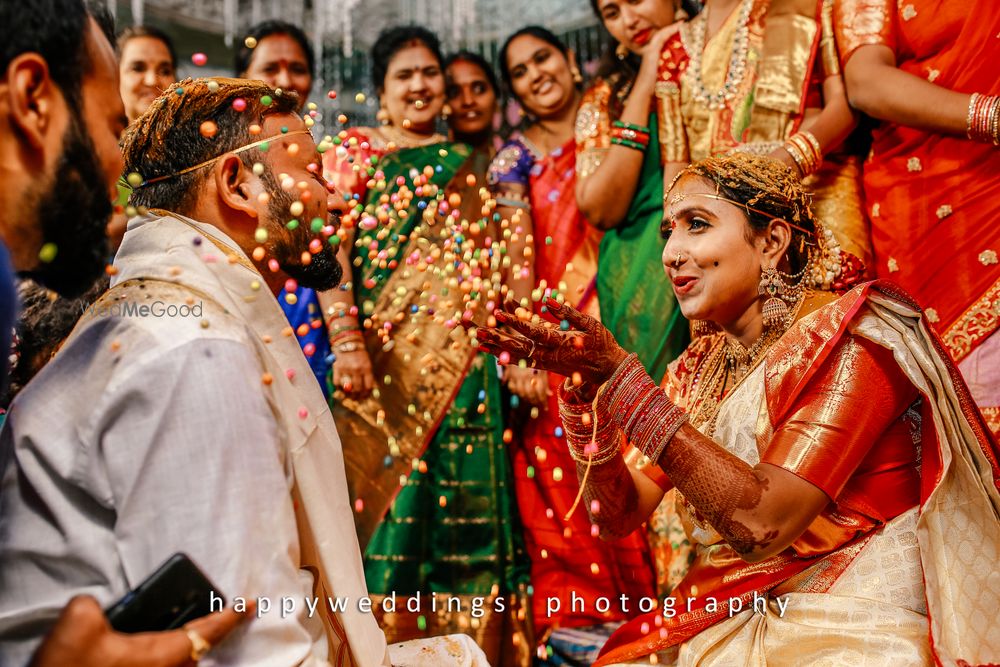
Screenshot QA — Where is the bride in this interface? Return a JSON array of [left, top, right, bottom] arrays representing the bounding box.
[[474, 152, 1000, 665]]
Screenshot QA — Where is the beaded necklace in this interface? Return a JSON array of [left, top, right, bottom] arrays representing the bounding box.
[[684, 0, 755, 111]]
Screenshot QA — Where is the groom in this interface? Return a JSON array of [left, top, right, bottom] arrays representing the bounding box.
[[0, 75, 487, 666]]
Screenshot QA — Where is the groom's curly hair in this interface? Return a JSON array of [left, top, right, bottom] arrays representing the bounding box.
[[121, 77, 299, 215]]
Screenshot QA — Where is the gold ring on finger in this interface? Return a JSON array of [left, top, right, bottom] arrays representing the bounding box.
[[185, 627, 212, 662]]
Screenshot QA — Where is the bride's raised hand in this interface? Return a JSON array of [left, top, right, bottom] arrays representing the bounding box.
[[472, 298, 628, 386]]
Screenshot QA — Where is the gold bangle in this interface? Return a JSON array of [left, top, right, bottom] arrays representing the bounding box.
[[785, 131, 822, 176], [967, 92, 981, 139], [967, 94, 1000, 145], [782, 139, 809, 176], [798, 130, 823, 162]]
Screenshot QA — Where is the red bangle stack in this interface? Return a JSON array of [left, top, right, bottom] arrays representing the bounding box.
[[968, 93, 1000, 145], [597, 354, 689, 465], [558, 383, 621, 465]]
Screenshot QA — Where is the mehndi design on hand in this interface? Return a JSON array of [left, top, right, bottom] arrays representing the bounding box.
[[473, 298, 629, 386]]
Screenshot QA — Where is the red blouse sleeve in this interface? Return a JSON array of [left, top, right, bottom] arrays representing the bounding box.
[[834, 0, 898, 65], [761, 334, 917, 501]]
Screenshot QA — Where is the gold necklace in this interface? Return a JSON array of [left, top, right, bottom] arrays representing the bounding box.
[[683, 0, 754, 110], [688, 290, 807, 435]]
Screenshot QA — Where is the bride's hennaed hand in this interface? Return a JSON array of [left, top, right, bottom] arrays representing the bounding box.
[[472, 298, 628, 386]]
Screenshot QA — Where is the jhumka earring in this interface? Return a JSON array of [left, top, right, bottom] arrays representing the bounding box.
[[441, 103, 452, 120], [758, 267, 789, 327], [758, 265, 806, 328], [376, 106, 390, 126], [572, 68, 583, 84], [615, 43, 629, 60]]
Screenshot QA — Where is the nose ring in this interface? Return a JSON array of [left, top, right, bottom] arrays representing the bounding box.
[[674, 253, 683, 268]]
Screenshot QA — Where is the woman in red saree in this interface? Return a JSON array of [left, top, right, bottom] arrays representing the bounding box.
[[476, 153, 1000, 664], [489, 27, 657, 660], [836, 0, 1000, 439]]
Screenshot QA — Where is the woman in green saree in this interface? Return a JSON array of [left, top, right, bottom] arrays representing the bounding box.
[[575, 0, 693, 385], [324, 34, 530, 665]]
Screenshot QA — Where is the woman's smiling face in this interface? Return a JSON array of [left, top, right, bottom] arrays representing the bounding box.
[[380, 42, 445, 133], [504, 34, 576, 120], [446, 59, 497, 137]]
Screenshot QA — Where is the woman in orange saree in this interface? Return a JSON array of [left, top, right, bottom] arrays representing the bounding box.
[[475, 153, 1000, 665], [489, 27, 657, 661], [836, 0, 1000, 439]]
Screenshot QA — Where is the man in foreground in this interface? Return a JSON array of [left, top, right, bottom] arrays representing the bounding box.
[[0, 2, 252, 664], [1, 72, 488, 665]]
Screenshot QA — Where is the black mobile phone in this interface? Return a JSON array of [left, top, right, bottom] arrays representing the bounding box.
[[106, 552, 224, 633]]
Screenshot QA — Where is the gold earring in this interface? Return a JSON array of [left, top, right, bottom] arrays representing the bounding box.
[[758, 266, 789, 328], [615, 43, 629, 60], [441, 103, 452, 120], [572, 68, 583, 84], [376, 107, 390, 126]]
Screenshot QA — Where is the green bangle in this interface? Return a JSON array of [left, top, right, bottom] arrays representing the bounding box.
[[613, 120, 650, 134], [328, 323, 361, 337], [611, 137, 647, 151]]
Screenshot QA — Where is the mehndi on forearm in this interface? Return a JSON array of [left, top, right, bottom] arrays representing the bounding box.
[[601, 355, 775, 557], [658, 428, 776, 556]]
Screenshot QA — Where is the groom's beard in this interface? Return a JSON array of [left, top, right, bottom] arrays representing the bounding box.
[[262, 172, 342, 292]]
